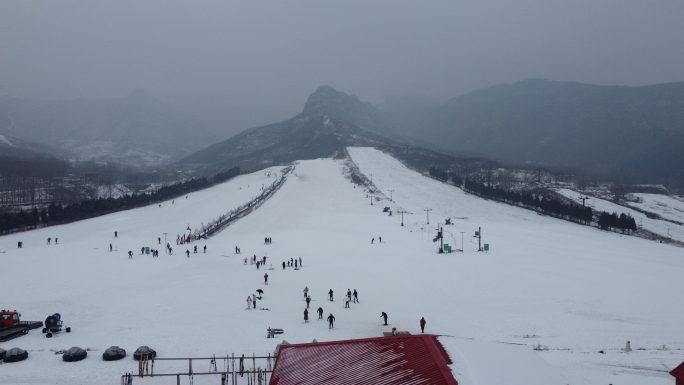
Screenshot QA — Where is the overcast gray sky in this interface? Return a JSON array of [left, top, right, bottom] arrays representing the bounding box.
[[1, 1, 683, 111]]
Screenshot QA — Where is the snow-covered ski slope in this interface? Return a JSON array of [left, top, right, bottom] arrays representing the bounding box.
[[1, 147, 682, 385], [555, 188, 684, 243], [630, 193, 684, 224]]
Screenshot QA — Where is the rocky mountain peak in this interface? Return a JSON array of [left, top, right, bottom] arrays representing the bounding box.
[[302, 86, 366, 116], [301, 86, 391, 134]]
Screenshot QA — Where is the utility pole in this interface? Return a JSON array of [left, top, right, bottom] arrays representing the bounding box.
[[578, 195, 589, 207], [370, 195, 373, 205], [370, 174, 373, 184], [424, 208, 432, 224], [163, 232, 168, 254], [439, 226, 444, 253], [423, 209, 432, 225], [388, 189, 394, 202], [460, 232, 465, 253], [399, 210, 406, 226], [475, 227, 482, 251]]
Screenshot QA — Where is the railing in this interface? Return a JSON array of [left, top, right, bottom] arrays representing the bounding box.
[[203, 165, 294, 238], [121, 353, 275, 385]]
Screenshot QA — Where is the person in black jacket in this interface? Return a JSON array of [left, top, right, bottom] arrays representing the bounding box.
[[328, 289, 334, 301], [380, 312, 388, 325], [317, 307, 324, 320], [327, 313, 335, 329]]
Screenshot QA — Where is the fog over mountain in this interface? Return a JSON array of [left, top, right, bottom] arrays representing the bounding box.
[[1, 2, 683, 112], [2, 2, 684, 186], [0, 92, 294, 165], [390, 79, 684, 187], [178, 86, 397, 172]]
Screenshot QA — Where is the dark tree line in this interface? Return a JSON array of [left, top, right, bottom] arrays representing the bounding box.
[[0, 166, 240, 234], [597, 211, 637, 233], [429, 166, 449, 181], [464, 178, 593, 224]]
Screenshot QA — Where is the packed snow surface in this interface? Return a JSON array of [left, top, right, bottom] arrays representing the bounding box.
[[438, 336, 565, 385], [1, 148, 682, 385]]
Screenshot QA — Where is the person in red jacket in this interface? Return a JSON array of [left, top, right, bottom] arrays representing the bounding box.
[[264, 273, 269, 284], [304, 308, 309, 322], [420, 317, 426, 333]]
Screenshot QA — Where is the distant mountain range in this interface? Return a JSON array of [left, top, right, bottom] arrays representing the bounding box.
[[5, 79, 684, 188], [394, 79, 684, 187], [0, 133, 69, 159], [0, 91, 294, 166]]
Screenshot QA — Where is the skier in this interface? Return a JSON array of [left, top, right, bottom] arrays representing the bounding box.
[[306, 295, 311, 308], [264, 273, 268, 284], [295, 259, 297, 268], [379, 236, 382, 243], [256, 261, 260, 269], [264, 237, 267, 244], [303, 286, 309, 298], [141, 247, 145, 255], [328, 289, 334, 301], [236, 246, 239, 254], [128, 250, 133, 259], [317, 307, 324, 320], [345, 295, 350, 308], [380, 312, 388, 325], [115, 231, 118, 237], [252, 294, 257, 309], [327, 313, 335, 329], [203, 245, 207, 253], [55, 238, 57, 244], [420, 317, 426, 333], [17, 241, 22, 248], [353, 289, 358, 303], [347, 288, 352, 298], [282, 261, 286, 270], [110, 243, 113, 252], [169, 247, 173, 255], [304, 308, 309, 322], [371, 238, 374, 244], [186, 249, 190, 258], [246, 296, 251, 310], [158, 237, 161, 244], [299, 257, 302, 266], [47, 237, 51, 244]]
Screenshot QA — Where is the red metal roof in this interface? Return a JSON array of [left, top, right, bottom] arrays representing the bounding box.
[[270, 335, 458, 385], [671, 360, 684, 379]]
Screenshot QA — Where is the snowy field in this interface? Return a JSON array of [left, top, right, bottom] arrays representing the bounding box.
[[1, 148, 683, 385], [555, 188, 684, 243], [630, 193, 684, 224]]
